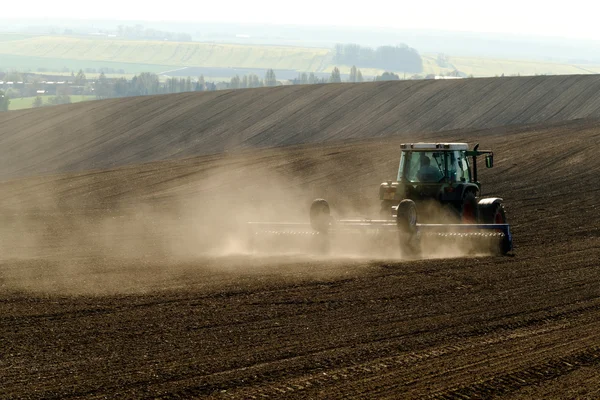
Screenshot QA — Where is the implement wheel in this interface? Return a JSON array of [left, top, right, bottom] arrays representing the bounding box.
[[396, 200, 420, 258], [310, 199, 331, 233]]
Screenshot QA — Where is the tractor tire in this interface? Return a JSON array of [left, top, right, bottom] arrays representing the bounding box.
[[480, 202, 507, 224], [310, 198, 331, 233], [478, 202, 511, 255], [396, 200, 420, 258], [461, 192, 478, 223], [396, 199, 417, 234]]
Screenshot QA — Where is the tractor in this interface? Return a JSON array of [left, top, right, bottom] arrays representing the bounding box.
[[378, 142, 507, 225], [248, 142, 512, 256]]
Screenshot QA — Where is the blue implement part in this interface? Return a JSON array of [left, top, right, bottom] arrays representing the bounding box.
[[247, 220, 513, 255], [415, 223, 513, 254]]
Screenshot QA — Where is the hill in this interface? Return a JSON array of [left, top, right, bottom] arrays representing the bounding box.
[[2, 75, 600, 180], [0, 35, 330, 72]]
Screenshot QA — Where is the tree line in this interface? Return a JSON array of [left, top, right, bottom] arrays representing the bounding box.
[[333, 43, 423, 73], [0, 66, 422, 111]]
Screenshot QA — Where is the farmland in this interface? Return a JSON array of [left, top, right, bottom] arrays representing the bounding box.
[[3, 75, 600, 180], [0, 35, 331, 72], [7, 95, 97, 110], [3, 34, 600, 80], [1, 75, 600, 398]]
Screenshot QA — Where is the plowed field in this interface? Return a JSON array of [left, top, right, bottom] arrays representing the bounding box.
[[1, 117, 599, 398], [4, 76, 600, 180]]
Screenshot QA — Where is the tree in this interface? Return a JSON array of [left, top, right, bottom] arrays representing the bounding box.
[[95, 72, 111, 99], [0, 90, 9, 111], [46, 95, 71, 106], [230, 75, 240, 89], [357, 70, 364, 82], [332, 43, 423, 73], [74, 69, 87, 86], [248, 74, 261, 88], [329, 67, 342, 83], [349, 66, 358, 82], [375, 72, 400, 81], [114, 78, 129, 97], [308, 72, 317, 84], [264, 69, 277, 87], [32, 96, 43, 108], [31, 96, 44, 108], [134, 72, 160, 95], [196, 75, 205, 91], [297, 72, 308, 84]]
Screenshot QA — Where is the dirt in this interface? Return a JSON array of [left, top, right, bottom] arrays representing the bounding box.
[[1, 116, 599, 398], [4, 75, 600, 180]]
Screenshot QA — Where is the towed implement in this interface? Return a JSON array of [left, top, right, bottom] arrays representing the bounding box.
[[248, 142, 513, 257]]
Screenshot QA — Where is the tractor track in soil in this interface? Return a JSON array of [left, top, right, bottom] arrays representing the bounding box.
[[1, 79, 600, 398]]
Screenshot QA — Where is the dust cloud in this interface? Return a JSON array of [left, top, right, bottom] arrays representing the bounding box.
[[0, 153, 494, 295]]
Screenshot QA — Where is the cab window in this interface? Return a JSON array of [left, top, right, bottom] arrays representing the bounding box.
[[403, 151, 445, 183]]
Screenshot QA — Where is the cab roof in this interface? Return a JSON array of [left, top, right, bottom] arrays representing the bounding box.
[[400, 143, 468, 150]]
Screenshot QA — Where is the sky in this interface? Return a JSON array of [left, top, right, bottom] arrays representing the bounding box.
[[4, 0, 600, 41]]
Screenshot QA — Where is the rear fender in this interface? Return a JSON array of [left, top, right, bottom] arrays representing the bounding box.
[[478, 197, 503, 207], [477, 197, 504, 219]]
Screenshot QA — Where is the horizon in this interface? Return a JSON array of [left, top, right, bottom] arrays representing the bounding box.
[[3, 0, 600, 42]]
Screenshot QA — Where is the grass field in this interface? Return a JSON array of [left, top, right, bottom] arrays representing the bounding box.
[[3, 34, 600, 80], [447, 56, 600, 76], [0, 36, 330, 71], [0, 33, 38, 42], [0, 54, 171, 75], [8, 95, 97, 111]]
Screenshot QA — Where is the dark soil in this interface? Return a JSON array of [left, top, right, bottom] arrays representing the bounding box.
[[1, 119, 599, 398]]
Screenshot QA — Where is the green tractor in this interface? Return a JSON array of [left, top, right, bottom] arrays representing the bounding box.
[[379, 142, 507, 225], [248, 142, 513, 256]]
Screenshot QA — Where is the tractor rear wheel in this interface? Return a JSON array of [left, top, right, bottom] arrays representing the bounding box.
[[461, 192, 478, 223], [480, 202, 507, 224], [479, 202, 510, 255]]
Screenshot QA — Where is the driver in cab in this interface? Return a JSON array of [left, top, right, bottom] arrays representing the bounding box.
[[416, 155, 443, 182]]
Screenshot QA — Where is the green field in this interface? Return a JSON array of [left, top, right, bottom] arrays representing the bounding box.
[[0, 33, 38, 42], [0, 36, 330, 72], [446, 56, 600, 77], [2, 34, 600, 81], [8, 95, 97, 111], [0, 54, 171, 75]]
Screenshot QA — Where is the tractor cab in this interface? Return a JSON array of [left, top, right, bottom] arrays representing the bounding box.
[[379, 142, 495, 219], [397, 143, 472, 184]]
